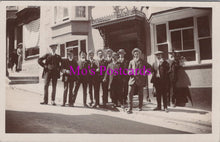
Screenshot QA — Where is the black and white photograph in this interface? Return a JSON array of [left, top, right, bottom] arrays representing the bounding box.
[[1, 1, 219, 142]]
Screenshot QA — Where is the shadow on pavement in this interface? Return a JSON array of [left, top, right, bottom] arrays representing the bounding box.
[[6, 110, 191, 134]]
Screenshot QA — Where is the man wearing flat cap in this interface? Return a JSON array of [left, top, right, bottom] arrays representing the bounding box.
[[127, 48, 151, 114], [61, 51, 78, 107], [38, 43, 62, 105], [92, 49, 108, 108], [117, 49, 129, 107], [151, 50, 170, 112]]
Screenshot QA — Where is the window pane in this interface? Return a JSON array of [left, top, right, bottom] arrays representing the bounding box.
[[158, 44, 168, 60], [156, 24, 167, 44], [76, 6, 86, 17], [179, 51, 195, 61], [197, 16, 210, 38], [66, 40, 78, 47], [183, 29, 194, 50], [171, 31, 182, 50], [80, 40, 86, 53], [199, 38, 212, 60], [60, 44, 65, 57], [63, 7, 69, 17], [169, 17, 193, 30]]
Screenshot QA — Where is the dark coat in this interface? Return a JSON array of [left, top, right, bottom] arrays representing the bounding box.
[[61, 58, 78, 82], [77, 59, 90, 83], [104, 62, 121, 89], [128, 58, 151, 87], [118, 58, 129, 81], [95, 59, 108, 81], [151, 59, 170, 86], [87, 59, 99, 83], [38, 53, 62, 79]]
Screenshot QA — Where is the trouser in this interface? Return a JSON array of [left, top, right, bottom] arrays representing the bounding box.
[[169, 81, 177, 104], [63, 81, 74, 105], [88, 80, 94, 103], [121, 79, 129, 105], [43, 72, 58, 103], [128, 84, 143, 111], [110, 79, 122, 105], [72, 80, 87, 105], [94, 78, 108, 106], [155, 78, 168, 109]]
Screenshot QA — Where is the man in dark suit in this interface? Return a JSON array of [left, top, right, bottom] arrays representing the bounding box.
[[87, 50, 98, 106], [92, 49, 108, 108], [61, 51, 78, 107], [127, 48, 151, 114], [103, 52, 122, 107], [72, 50, 89, 107], [117, 49, 129, 107], [38, 43, 62, 105], [151, 51, 170, 112]]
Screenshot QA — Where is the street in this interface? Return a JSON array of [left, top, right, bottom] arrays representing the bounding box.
[[5, 85, 211, 134]]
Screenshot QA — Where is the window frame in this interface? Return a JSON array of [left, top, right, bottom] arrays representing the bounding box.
[[54, 6, 71, 25]]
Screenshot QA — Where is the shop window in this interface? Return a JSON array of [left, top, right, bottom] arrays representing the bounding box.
[[197, 15, 212, 60], [156, 24, 167, 44], [80, 40, 86, 53], [75, 6, 86, 18], [25, 47, 39, 59], [169, 17, 193, 30], [60, 44, 65, 57]]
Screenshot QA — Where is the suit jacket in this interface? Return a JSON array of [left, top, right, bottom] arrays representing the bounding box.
[[77, 59, 90, 83], [118, 58, 129, 81], [96, 58, 108, 81], [128, 58, 151, 86], [151, 59, 170, 85], [38, 53, 62, 78], [61, 58, 78, 82], [104, 61, 121, 88], [87, 59, 98, 82]]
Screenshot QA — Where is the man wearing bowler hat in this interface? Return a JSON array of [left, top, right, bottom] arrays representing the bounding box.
[[151, 51, 170, 112], [127, 48, 151, 114], [38, 43, 62, 105], [61, 51, 78, 107], [117, 49, 129, 107]]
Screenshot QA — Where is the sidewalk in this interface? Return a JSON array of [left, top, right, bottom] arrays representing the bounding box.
[[7, 82, 212, 134]]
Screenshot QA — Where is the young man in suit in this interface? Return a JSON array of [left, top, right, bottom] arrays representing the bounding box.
[[92, 49, 108, 108], [38, 43, 62, 105], [72, 50, 90, 107], [103, 52, 122, 108], [151, 51, 170, 112], [87, 50, 98, 106], [117, 49, 129, 107], [127, 48, 151, 114], [61, 51, 78, 107]]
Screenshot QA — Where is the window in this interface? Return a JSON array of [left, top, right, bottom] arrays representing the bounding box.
[[54, 6, 70, 24], [80, 40, 86, 53], [60, 44, 65, 57], [197, 16, 212, 60], [75, 6, 86, 18], [169, 17, 195, 62], [156, 24, 168, 59]]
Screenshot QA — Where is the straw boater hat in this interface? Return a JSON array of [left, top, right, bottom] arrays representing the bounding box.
[[79, 50, 87, 55], [49, 43, 58, 48], [106, 49, 113, 54], [118, 49, 126, 55], [88, 50, 94, 55], [154, 51, 163, 55], [17, 43, 23, 47], [96, 49, 103, 55], [132, 48, 142, 55]]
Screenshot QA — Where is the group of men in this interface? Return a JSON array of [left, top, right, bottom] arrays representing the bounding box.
[[38, 43, 180, 114]]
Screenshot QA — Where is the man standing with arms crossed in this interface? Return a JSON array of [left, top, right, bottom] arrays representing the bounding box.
[[38, 43, 62, 105]]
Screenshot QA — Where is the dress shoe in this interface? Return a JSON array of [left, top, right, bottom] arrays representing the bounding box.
[[61, 104, 65, 107], [51, 101, 56, 106], [153, 107, 161, 111], [40, 102, 48, 105], [127, 110, 133, 114], [84, 104, 89, 108], [138, 108, 142, 111], [164, 108, 169, 113], [89, 102, 93, 106]]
